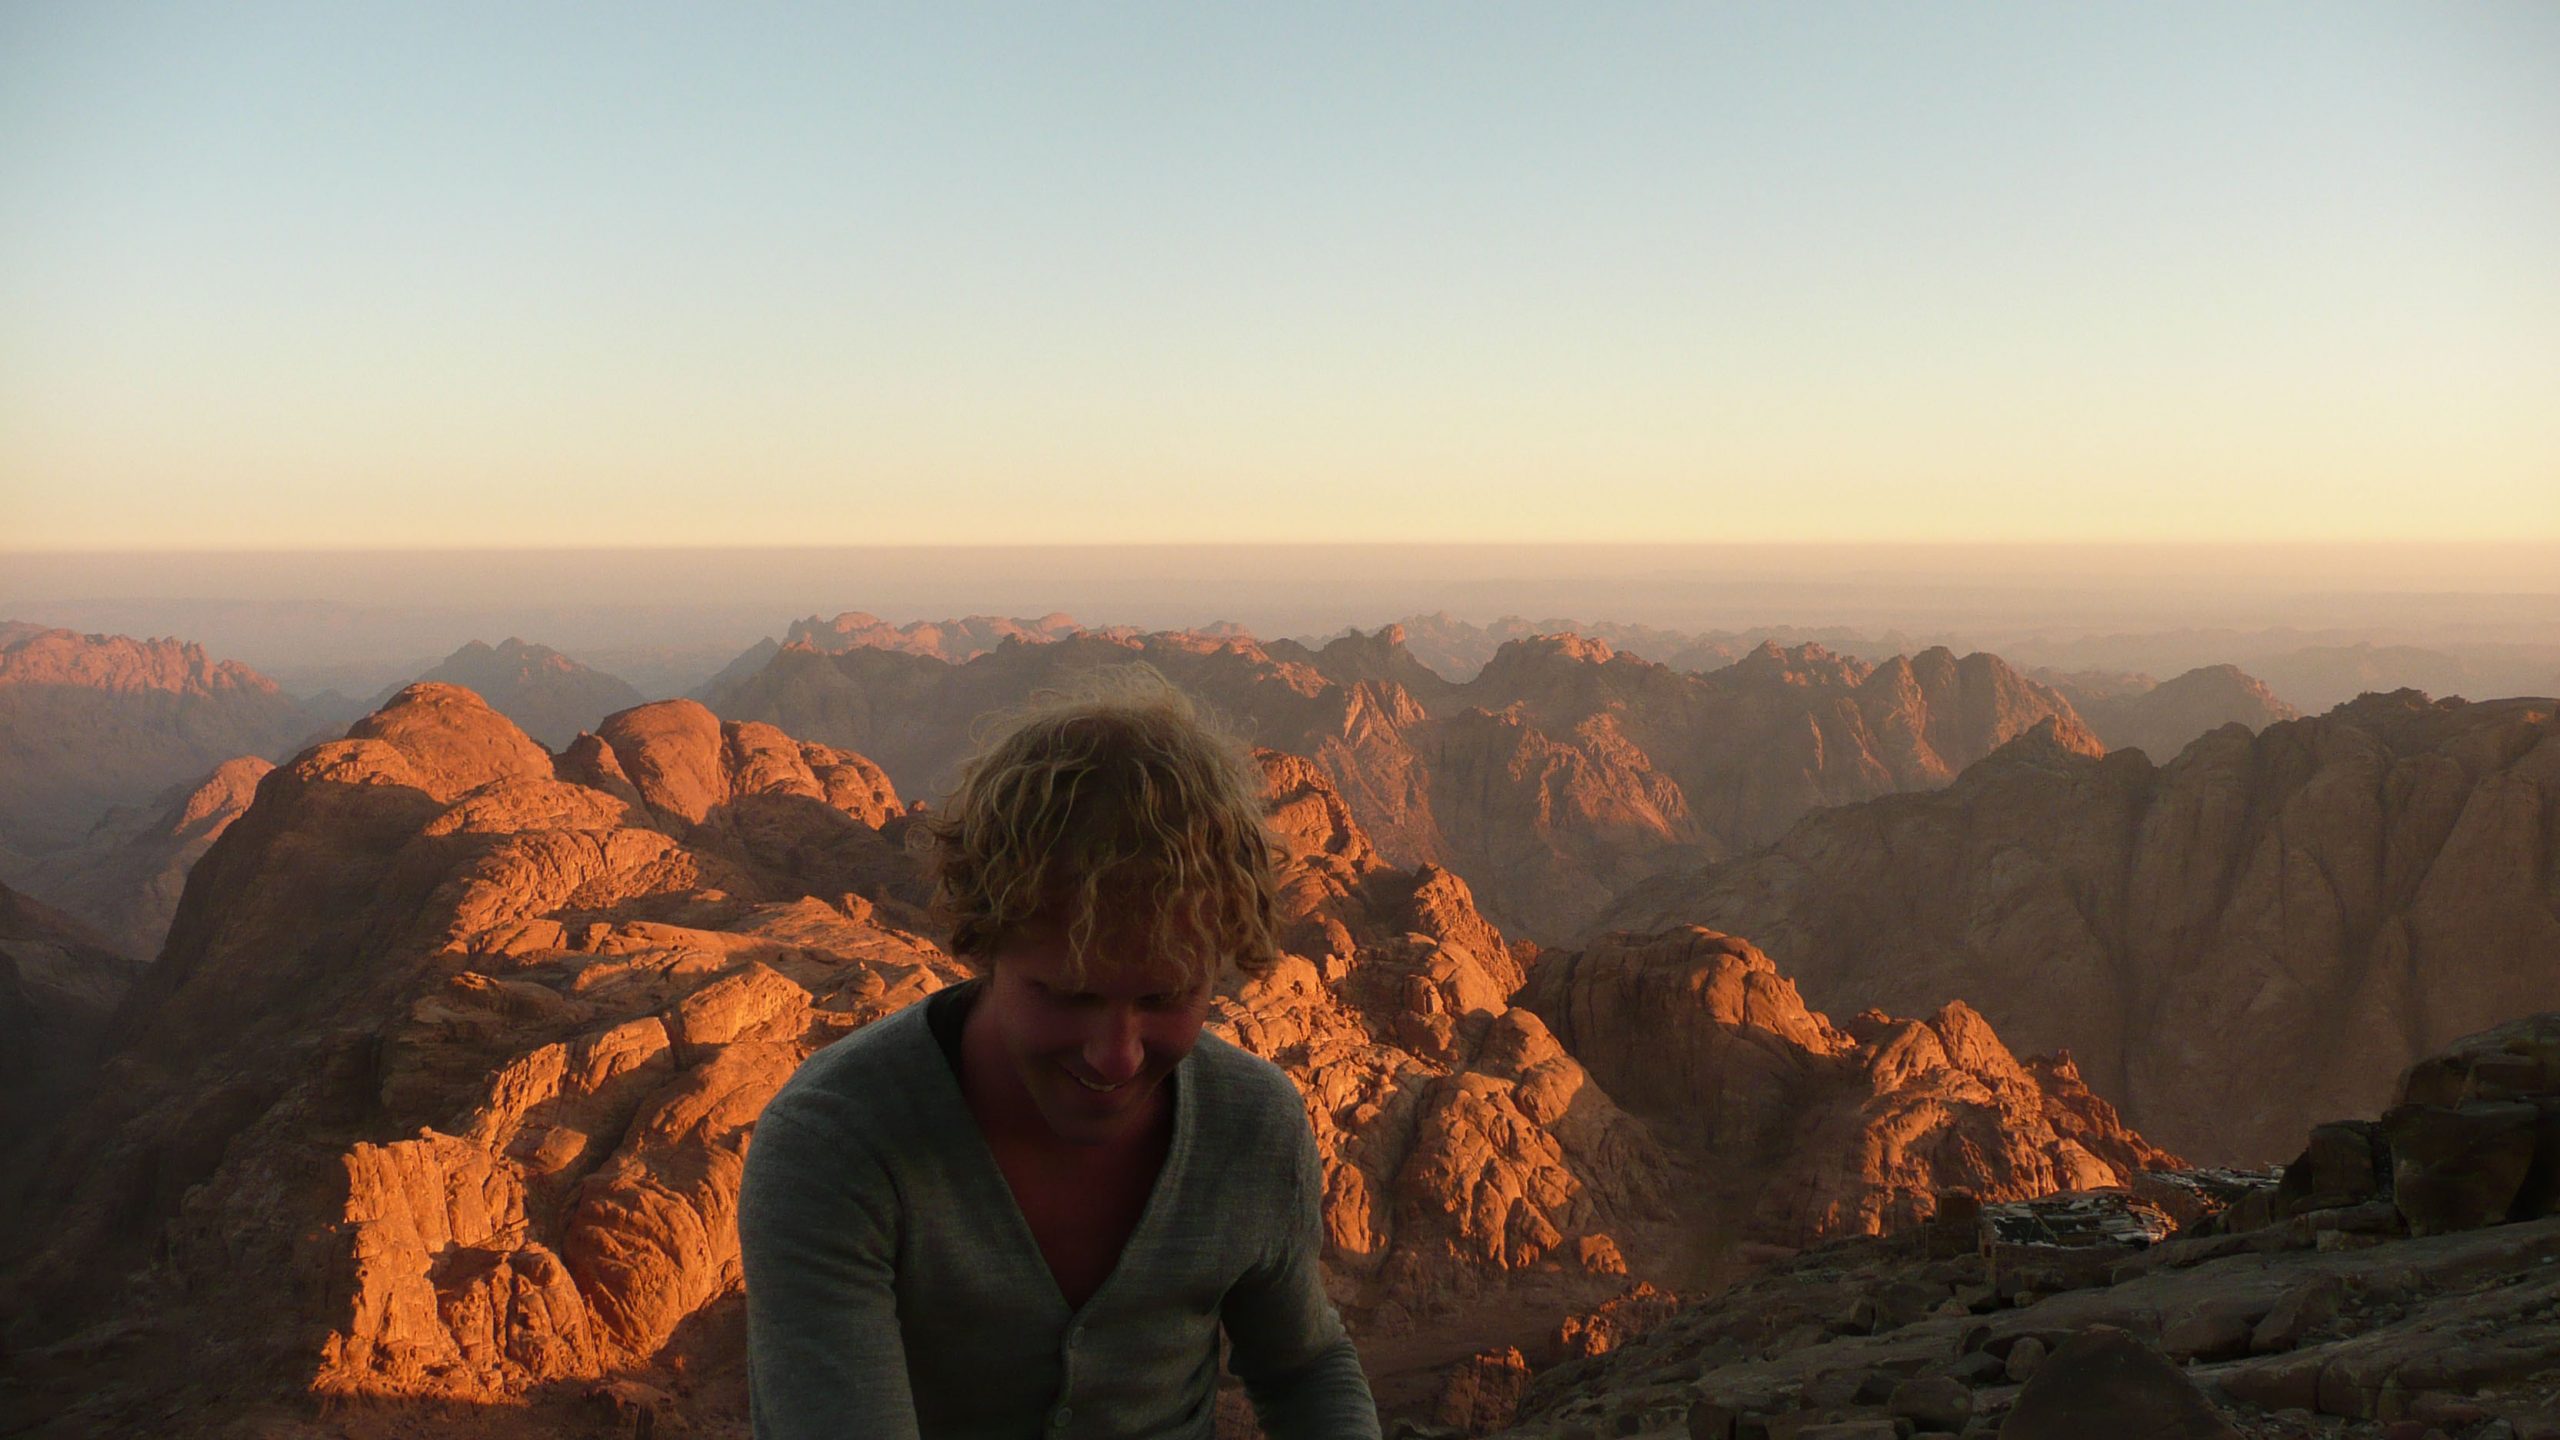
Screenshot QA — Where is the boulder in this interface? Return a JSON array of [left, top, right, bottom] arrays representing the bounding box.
[[2250, 1273, 2348, 1353], [2003, 1327, 2242, 1440], [1886, 1374, 1972, 1430], [2278, 1120, 2389, 1215], [1432, 1346, 1531, 1434], [2159, 1293, 2271, 1362], [2382, 1101, 2540, 1236]]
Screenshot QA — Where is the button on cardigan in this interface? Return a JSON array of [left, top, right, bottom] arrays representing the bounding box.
[[740, 981, 1381, 1439]]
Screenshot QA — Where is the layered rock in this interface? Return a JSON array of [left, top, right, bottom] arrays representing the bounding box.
[[0, 625, 317, 859], [1602, 691, 2560, 1163], [2038, 664, 2299, 759], [372, 638, 645, 749], [707, 624, 2096, 942]]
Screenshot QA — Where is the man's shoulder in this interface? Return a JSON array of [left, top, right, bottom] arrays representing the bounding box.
[[1185, 1029, 1314, 1148], [756, 991, 947, 1145]]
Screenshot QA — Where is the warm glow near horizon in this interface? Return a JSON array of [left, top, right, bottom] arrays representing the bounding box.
[[3, 3, 2556, 548]]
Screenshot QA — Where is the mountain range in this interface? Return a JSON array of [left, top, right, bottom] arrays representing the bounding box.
[[0, 683, 2167, 1435]]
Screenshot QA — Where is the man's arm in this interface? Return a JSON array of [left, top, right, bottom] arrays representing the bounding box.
[[738, 1098, 922, 1440], [1219, 1109, 1382, 1440]]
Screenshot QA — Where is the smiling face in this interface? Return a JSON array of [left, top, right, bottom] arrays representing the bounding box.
[[973, 918, 1214, 1148]]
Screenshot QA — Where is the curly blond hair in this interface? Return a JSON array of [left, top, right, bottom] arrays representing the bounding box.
[[922, 664, 1282, 988]]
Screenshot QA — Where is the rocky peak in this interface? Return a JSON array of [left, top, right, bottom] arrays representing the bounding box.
[[588, 699, 902, 831], [2040, 663, 2299, 760], [377, 639, 647, 750], [0, 624, 284, 699], [1307, 624, 1450, 696], [347, 682, 557, 800], [1723, 639, 1868, 689], [0, 626, 321, 857]]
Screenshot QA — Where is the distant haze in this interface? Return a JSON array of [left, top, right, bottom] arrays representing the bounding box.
[[3, 543, 2554, 700]]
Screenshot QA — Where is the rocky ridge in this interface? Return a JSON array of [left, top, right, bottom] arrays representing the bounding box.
[[1599, 690, 2560, 1164], [0, 624, 319, 861], [705, 623, 2099, 942], [1347, 614, 1925, 685], [8, 755, 274, 960], [2037, 664, 2300, 759]]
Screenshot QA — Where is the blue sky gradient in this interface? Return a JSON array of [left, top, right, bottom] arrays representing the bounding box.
[[4, 3, 2555, 547]]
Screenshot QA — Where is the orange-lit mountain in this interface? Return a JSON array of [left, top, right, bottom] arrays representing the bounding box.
[[370, 638, 645, 749], [2036, 663, 2299, 758], [705, 623, 2098, 941], [1601, 690, 2560, 1165], [0, 687, 2164, 1436], [0, 624, 319, 864]]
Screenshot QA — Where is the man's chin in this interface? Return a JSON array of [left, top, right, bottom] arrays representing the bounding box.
[[1033, 1072, 1156, 1144]]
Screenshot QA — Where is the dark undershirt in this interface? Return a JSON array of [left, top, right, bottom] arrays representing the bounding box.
[[924, 975, 981, 1074]]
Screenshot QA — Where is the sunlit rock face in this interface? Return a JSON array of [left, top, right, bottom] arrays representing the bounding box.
[[371, 638, 647, 750], [1602, 691, 2560, 1165], [1516, 927, 2179, 1248], [1224, 751, 1680, 1340], [0, 624, 319, 862], [2037, 663, 2300, 759], [705, 623, 2096, 943]]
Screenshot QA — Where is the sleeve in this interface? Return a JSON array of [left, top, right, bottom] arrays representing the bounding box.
[[738, 1096, 923, 1440], [1218, 1098, 1382, 1440]]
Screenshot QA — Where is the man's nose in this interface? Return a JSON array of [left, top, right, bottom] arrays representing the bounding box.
[[1083, 1007, 1146, 1084]]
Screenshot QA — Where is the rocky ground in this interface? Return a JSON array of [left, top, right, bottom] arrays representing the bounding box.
[[1424, 1015, 2560, 1440]]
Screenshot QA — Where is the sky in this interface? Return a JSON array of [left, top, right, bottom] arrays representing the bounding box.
[[3, 2, 2556, 550]]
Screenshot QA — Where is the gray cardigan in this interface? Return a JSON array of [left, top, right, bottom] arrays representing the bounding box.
[[739, 981, 1381, 1439]]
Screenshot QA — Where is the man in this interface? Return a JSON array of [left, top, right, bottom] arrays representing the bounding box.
[[740, 669, 1381, 1439]]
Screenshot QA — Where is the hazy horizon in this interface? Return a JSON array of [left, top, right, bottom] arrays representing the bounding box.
[[8, 542, 2557, 705]]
